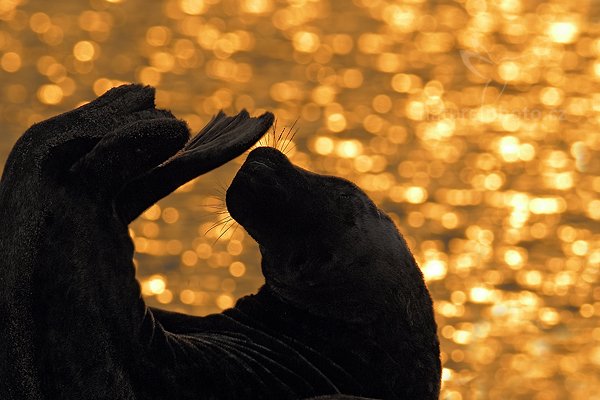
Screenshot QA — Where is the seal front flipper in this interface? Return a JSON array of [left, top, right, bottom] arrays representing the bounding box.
[[29, 114, 195, 399], [1, 84, 164, 183], [0, 84, 189, 400], [68, 117, 189, 197], [116, 109, 274, 223]]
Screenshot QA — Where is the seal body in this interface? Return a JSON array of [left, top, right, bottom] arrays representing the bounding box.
[[0, 83, 438, 400], [226, 147, 442, 399]]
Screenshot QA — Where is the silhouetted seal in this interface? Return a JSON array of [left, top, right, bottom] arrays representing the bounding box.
[[0, 84, 439, 400], [226, 146, 441, 399]]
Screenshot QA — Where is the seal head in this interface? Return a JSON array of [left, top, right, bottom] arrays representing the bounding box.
[[227, 146, 433, 323]]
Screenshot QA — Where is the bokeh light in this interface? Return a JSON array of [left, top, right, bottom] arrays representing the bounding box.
[[1, 0, 599, 398]]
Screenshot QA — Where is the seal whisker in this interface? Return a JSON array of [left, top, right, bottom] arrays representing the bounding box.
[[281, 118, 299, 154], [201, 202, 227, 209], [203, 200, 226, 207], [213, 220, 238, 244], [205, 218, 232, 232], [271, 120, 278, 148], [194, 213, 231, 223], [276, 119, 287, 150], [258, 135, 267, 148], [215, 182, 228, 196], [230, 221, 240, 237], [283, 143, 296, 155], [204, 216, 233, 235], [287, 118, 299, 140], [279, 127, 291, 151], [218, 218, 233, 234], [198, 209, 230, 216], [198, 210, 230, 220], [206, 193, 225, 201], [212, 193, 226, 203], [250, 118, 274, 150], [201, 204, 228, 213], [288, 122, 299, 143], [206, 188, 227, 214]]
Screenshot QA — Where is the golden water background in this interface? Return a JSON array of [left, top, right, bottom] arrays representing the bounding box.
[[1, 0, 599, 398]]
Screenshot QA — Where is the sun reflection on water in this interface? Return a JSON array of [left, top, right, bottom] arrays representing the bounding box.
[[1, 0, 599, 398]]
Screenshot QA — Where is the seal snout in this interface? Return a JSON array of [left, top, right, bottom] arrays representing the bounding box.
[[226, 147, 294, 241], [245, 146, 291, 170], [234, 147, 295, 187]]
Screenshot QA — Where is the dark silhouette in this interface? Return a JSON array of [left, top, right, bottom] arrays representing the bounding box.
[[227, 147, 441, 399], [0, 84, 440, 399]]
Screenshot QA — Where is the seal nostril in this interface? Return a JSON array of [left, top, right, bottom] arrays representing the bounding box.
[[247, 160, 274, 171]]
